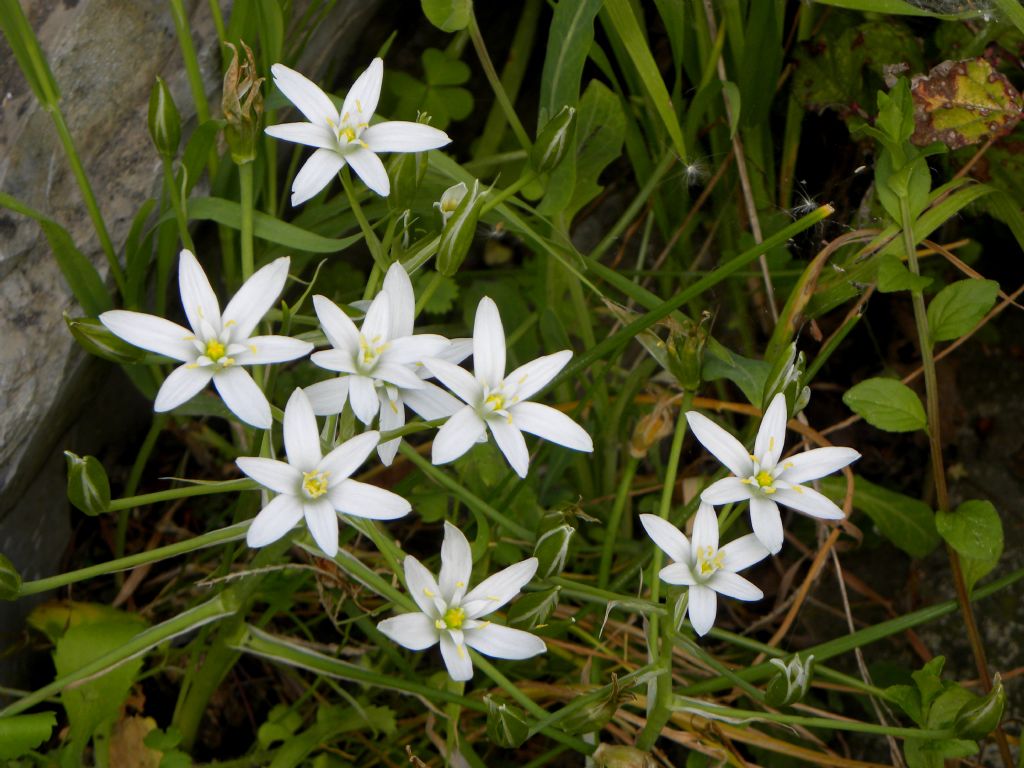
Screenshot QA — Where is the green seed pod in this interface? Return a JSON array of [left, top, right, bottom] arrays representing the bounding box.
[[486, 697, 530, 748], [954, 674, 1005, 739], [222, 41, 264, 165], [63, 451, 111, 517], [0, 554, 21, 601], [534, 523, 574, 578], [148, 76, 181, 159], [531, 105, 576, 174], [436, 178, 484, 276], [766, 654, 815, 707], [66, 314, 145, 364]]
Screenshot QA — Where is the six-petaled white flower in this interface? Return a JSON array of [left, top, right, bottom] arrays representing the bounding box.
[[265, 58, 451, 203], [640, 503, 769, 636], [100, 250, 311, 429], [424, 297, 593, 478], [305, 262, 468, 464], [237, 388, 411, 557], [377, 521, 545, 681], [687, 393, 860, 555]]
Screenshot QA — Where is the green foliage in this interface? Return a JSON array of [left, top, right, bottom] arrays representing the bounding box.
[[63, 452, 111, 517], [0, 554, 21, 601], [926, 278, 999, 343], [842, 377, 927, 432], [0, 712, 56, 760], [388, 48, 473, 129], [936, 499, 1003, 591], [420, 0, 471, 32]]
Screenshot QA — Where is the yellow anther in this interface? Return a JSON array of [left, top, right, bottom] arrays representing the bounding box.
[[205, 339, 226, 360], [696, 545, 724, 577], [443, 606, 466, 630], [755, 470, 774, 488], [301, 470, 330, 498], [484, 392, 505, 411], [434, 619, 445, 629], [423, 588, 436, 598], [341, 126, 357, 142]]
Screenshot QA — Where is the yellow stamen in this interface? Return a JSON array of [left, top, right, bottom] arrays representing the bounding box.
[[755, 470, 774, 488], [301, 470, 330, 498], [696, 545, 725, 576], [443, 606, 466, 630], [205, 339, 226, 360]]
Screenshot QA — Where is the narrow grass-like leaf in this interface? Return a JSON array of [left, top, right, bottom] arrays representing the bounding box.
[[538, 0, 603, 126]]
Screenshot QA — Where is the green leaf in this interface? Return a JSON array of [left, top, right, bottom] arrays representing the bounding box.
[[820, 475, 940, 558], [0, 712, 57, 759], [507, 587, 561, 629], [0, 554, 21, 601], [738, 0, 783, 128], [936, 500, 1002, 592], [420, 0, 471, 32], [927, 278, 999, 343], [415, 272, 459, 315], [65, 315, 146, 364], [721, 80, 741, 138], [268, 705, 395, 768], [538, 0, 604, 126], [486, 698, 530, 749], [63, 452, 111, 517], [843, 377, 926, 432], [876, 254, 933, 293], [813, 0, 962, 16], [904, 737, 978, 768], [703, 342, 771, 407]]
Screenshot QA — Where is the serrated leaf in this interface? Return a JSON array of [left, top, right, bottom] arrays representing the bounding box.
[[843, 377, 926, 432], [927, 278, 999, 343], [876, 254, 933, 293], [911, 58, 1023, 149]]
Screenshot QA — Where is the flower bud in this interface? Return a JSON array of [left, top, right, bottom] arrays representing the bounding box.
[[664, 314, 708, 391], [64, 451, 111, 517], [436, 178, 484, 276], [222, 41, 264, 165], [629, 401, 675, 459], [766, 654, 815, 707], [954, 674, 1005, 739], [434, 182, 467, 225], [761, 342, 810, 414], [66, 315, 145, 364], [593, 744, 656, 768], [531, 105, 576, 174], [148, 76, 181, 159], [507, 586, 560, 629], [0, 554, 21, 601], [534, 522, 574, 578], [560, 675, 632, 735], [486, 697, 529, 748]]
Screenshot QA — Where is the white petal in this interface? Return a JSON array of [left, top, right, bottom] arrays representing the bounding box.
[[700, 477, 752, 505], [640, 513, 691, 564], [362, 121, 451, 153], [773, 483, 845, 520], [423, 358, 482, 405], [311, 349, 358, 374], [304, 377, 350, 416], [381, 262, 415, 338], [291, 148, 345, 206], [659, 562, 697, 586], [719, 534, 770, 573], [510, 402, 592, 452], [431, 406, 486, 466], [313, 295, 360, 352], [348, 375, 380, 424], [360, 290, 391, 342], [776, 447, 861, 485], [319, 430, 379, 480], [270, 63, 338, 127], [504, 350, 572, 402], [376, 391, 405, 466], [214, 367, 272, 428], [341, 57, 383, 128], [749, 496, 784, 555], [178, 249, 222, 334], [691, 502, 719, 554], [462, 558, 537, 619], [686, 411, 753, 478], [403, 381, 463, 420], [487, 417, 529, 478], [465, 623, 545, 660], [234, 335, 313, 365], [99, 311, 194, 361], [688, 584, 718, 636], [222, 257, 290, 340], [473, 297, 506, 386], [439, 633, 474, 681], [373, 363, 427, 390], [755, 393, 789, 470], [346, 147, 390, 197], [384, 335, 450, 365], [439, 521, 473, 604], [235, 457, 301, 494], [404, 555, 442, 617], [435, 338, 473, 366], [283, 388, 322, 471], [246, 494, 304, 548], [264, 121, 336, 150], [327, 479, 410, 520], [154, 365, 213, 412], [707, 571, 763, 601], [304, 497, 339, 557], [377, 612, 438, 651]]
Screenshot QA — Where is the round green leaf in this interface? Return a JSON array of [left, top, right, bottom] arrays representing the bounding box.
[[935, 499, 1002, 562], [842, 377, 926, 432], [420, 0, 471, 32]]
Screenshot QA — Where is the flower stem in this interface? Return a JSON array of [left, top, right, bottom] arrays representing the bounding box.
[[340, 169, 386, 269], [467, 12, 532, 152], [115, 414, 167, 563], [238, 160, 255, 281], [598, 456, 639, 589], [162, 155, 195, 252]]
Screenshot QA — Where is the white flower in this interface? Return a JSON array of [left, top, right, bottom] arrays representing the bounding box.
[[265, 58, 451, 203], [236, 389, 411, 557], [305, 262, 468, 464], [100, 250, 311, 429], [423, 297, 593, 478], [377, 521, 545, 681], [687, 393, 861, 555], [640, 503, 769, 636], [434, 181, 467, 224]]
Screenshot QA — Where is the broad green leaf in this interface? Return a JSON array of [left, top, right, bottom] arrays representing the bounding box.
[[420, 0, 471, 32], [0, 553, 20, 600], [820, 475, 940, 558], [843, 377, 926, 432], [63, 452, 111, 517], [935, 499, 1002, 562], [703, 342, 771, 407], [927, 278, 999, 343], [903, 737, 978, 768], [876, 254, 932, 293], [0, 712, 56, 759], [538, 0, 604, 126]]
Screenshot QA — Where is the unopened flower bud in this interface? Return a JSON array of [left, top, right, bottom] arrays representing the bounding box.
[[531, 105, 576, 174], [534, 523, 574, 578], [486, 697, 529, 748], [629, 401, 676, 458], [222, 41, 264, 164], [437, 178, 485, 276], [0, 554, 21, 601], [434, 182, 467, 225], [65, 314, 146, 364], [766, 654, 815, 707], [762, 342, 810, 414], [954, 674, 1005, 739], [561, 675, 631, 735], [63, 451, 111, 517], [148, 76, 181, 159], [664, 314, 708, 391]]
